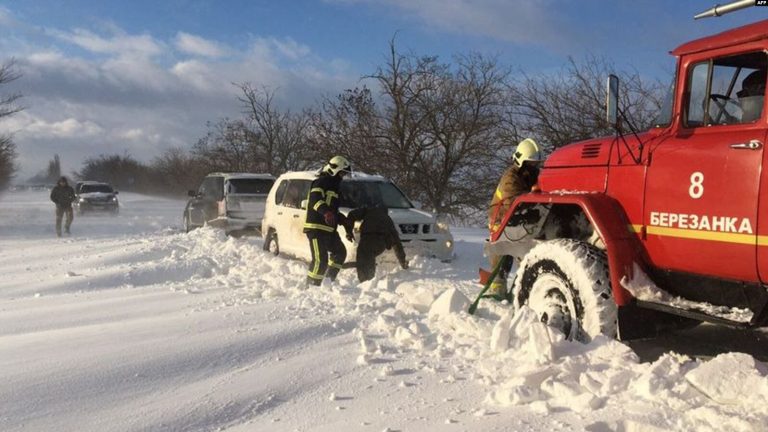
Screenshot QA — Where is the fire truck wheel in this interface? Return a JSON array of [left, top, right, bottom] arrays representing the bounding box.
[[512, 239, 617, 341]]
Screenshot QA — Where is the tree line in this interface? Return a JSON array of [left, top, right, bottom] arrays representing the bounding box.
[[0, 59, 21, 191], [8, 41, 666, 219]]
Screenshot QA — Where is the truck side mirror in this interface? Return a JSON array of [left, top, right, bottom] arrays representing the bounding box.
[[301, 199, 308, 210], [606, 74, 620, 130]]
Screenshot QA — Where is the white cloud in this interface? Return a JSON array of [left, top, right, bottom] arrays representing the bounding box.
[[174, 32, 230, 58], [0, 6, 14, 26], [270, 37, 311, 60], [1, 22, 354, 179], [8, 113, 103, 139], [336, 0, 566, 46], [51, 28, 164, 57]]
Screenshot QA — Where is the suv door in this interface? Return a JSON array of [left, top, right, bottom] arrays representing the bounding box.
[[644, 51, 766, 285], [190, 176, 224, 225], [280, 179, 311, 258]]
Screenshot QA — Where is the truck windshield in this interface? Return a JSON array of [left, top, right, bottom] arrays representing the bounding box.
[[340, 181, 413, 209], [80, 184, 113, 193], [227, 178, 274, 194]]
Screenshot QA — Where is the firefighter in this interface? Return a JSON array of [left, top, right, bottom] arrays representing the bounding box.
[[304, 156, 351, 286], [343, 206, 408, 282], [486, 138, 542, 297], [50, 176, 76, 237]]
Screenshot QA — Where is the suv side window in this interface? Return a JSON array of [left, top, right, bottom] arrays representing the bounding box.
[[685, 51, 766, 127], [273, 180, 288, 205], [282, 180, 310, 209], [200, 177, 223, 200]]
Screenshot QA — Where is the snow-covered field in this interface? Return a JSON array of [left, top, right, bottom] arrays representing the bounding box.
[[2, 190, 768, 432]]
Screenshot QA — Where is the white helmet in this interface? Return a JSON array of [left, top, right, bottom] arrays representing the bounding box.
[[324, 155, 351, 176], [512, 138, 542, 167]]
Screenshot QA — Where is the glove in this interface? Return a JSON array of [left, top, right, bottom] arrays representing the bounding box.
[[323, 210, 336, 226], [346, 233, 355, 242], [400, 260, 409, 270]]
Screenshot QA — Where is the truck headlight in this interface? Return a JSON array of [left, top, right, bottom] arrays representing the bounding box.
[[446, 240, 453, 250]]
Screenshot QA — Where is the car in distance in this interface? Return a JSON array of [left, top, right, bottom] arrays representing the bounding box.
[[74, 181, 119, 214], [261, 171, 454, 263], [184, 172, 276, 235]]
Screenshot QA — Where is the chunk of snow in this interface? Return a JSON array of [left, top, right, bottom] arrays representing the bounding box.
[[685, 352, 768, 405], [428, 288, 469, 320], [490, 311, 512, 352]]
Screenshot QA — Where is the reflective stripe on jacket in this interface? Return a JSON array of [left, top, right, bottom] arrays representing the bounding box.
[[303, 172, 342, 233]]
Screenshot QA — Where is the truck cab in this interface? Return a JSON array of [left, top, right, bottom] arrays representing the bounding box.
[[488, 20, 768, 341]]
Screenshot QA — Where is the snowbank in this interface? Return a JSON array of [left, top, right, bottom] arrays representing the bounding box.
[[2, 190, 768, 431]]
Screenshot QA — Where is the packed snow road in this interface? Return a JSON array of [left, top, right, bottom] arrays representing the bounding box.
[[2, 190, 768, 431]]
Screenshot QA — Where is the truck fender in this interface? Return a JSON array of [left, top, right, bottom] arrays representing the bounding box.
[[491, 192, 643, 306]]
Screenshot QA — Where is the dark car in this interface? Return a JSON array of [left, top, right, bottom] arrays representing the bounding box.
[[74, 182, 119, 214], [184, 172, 275, 235]]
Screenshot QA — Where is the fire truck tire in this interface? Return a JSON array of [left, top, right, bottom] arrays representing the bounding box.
[[512, 239, 617, 341]]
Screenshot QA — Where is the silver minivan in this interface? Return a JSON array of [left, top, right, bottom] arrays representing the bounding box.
[[184, 172, 275, 235]]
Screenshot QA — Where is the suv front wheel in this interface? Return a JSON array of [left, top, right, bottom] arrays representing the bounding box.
[[183, 213, 195, 233], [511, 239, 616, 342]]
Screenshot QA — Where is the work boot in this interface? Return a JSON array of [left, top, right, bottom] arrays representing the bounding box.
[[487, 280, 507, 301]]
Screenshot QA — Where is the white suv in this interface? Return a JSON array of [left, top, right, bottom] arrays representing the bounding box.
[[184, 172, 275, 234], [261, 171, 454, 263]]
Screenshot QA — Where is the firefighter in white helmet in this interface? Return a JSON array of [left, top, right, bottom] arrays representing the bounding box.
[[304, 155, 352, 286], [486, 138, 542, 297]]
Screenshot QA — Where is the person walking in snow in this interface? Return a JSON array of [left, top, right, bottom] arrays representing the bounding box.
[[486, 138, 542, 297], [343, 206, 408, 282], [50, 176, 76, 237], [303, 156, 352, 286]]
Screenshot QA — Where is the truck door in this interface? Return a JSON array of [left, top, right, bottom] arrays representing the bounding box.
[[644, 51, 766, 284]]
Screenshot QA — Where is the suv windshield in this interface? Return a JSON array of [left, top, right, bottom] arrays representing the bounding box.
[[80, 184, 113, 193], [227, 178, 274, 194], [340, 181, 412, 209]]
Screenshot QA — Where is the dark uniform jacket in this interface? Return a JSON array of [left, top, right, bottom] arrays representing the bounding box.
[[50, 185, 76, 208], [303, 172, 343, 233], [346, 207, 406, 265]]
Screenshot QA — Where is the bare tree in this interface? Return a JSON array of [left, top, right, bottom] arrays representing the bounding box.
[[192, 118, 255, 172], [0, 59, 22, 190], [414, 53, 512, 216], [151, 147, 208, 194], [237, 83, 313, 175], [507, 55, 666, 152], [307, 87, 382, 171]]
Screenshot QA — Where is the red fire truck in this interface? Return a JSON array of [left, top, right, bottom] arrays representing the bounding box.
[[486, 2, 768, 341]]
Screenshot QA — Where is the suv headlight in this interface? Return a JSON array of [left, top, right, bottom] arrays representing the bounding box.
[[436, 219, 450, 233], [111, 196, 118, 202]]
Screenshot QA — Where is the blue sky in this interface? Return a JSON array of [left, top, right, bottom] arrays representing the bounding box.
[[0, 0, 761, 179]]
